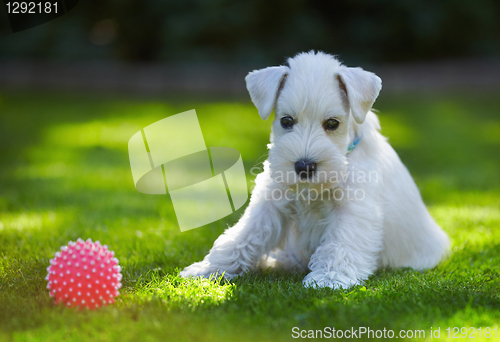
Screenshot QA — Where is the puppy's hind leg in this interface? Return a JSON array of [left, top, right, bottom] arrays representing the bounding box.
[[259, 248, 308, 273]]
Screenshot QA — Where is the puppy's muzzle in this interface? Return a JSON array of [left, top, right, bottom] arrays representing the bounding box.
[[295, 159, 317, 180]]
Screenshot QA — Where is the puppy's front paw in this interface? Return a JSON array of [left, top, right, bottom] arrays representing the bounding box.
[[303, 270, 359, 290], [179, 261, 228, 280]]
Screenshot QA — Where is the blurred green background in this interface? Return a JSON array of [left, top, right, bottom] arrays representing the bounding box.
[[1, 1, 500, 341]]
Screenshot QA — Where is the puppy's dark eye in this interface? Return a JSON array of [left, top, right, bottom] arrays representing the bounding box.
[[324, 118, 340, 131], [280, 116, 294, 129]]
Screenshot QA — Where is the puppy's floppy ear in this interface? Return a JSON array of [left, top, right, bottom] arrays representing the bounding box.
[[337, 67, 382, 124], [245, 66, 289, 120]]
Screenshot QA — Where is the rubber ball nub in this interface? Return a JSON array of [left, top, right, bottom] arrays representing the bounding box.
[[46, 238, 122, 309]]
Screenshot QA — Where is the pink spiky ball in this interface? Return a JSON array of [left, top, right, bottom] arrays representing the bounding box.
[[46, 238, 122, 309]]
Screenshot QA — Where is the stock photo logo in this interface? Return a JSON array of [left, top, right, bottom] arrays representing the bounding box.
[[128, 110, 249, 232]]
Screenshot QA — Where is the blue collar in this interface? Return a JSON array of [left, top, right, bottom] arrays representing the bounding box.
[[347, 136, 361, 154]]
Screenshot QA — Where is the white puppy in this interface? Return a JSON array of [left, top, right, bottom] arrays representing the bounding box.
[[180, 51, 449, 289]]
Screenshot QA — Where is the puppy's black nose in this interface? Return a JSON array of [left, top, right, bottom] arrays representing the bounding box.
[[295, 159, 317, 179]]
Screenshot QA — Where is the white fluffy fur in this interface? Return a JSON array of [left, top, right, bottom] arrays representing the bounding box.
[[180, 51, 449, 289]]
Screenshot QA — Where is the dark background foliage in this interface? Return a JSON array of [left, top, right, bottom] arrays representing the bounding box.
[[1, 0, 499, 65]]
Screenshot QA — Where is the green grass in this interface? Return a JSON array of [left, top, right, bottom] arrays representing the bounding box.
[[0, 90, 499, 341]]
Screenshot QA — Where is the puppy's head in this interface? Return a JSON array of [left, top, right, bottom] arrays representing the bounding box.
[[245, 51, 382, 188]]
